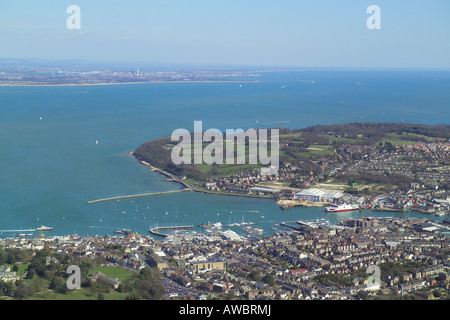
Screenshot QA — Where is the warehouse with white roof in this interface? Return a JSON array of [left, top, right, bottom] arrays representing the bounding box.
[[294, 188, 343, 203]]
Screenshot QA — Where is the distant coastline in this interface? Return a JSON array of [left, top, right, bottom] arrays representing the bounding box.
[[0, 79, 259, 87]]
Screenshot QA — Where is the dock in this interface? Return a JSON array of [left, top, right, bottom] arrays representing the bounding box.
[[149, 224, 194, 238], [87, 188, 191, 204], [0, 228, 36, 233]]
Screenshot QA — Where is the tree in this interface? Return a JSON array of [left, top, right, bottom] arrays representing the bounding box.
[[6, 252, 16, 265], [0, 248, 7, 264], [248, 270, 262, 282], [262, 274, 275, 286], [50, 275, 69, 294], [126, 291, 141, 300], [0, 280, 14, 297], [357, 290, 369, 300], [14, 281, 31, 299]]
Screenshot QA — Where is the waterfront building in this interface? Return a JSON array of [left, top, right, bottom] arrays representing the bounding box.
[[249, 187, 281, 195], [294, 188, 343, 202]]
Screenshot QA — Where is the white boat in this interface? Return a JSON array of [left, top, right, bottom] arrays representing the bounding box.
[[36, 225, 53, 231], [325, 203, 360, 213]]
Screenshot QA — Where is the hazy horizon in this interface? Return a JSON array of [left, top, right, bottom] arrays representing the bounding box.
[[1, 57, 450, 71], [1, 1, 449, 69]]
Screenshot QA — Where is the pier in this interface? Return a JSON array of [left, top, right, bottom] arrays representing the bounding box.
[[149, 224, 194, 238], [0, 228, 36, 233], [87, 188, 191, 204]]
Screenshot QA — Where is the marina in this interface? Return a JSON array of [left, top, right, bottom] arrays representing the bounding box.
[[149, 224, 194, 238]]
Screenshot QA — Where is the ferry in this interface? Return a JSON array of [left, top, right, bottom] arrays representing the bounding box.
[[325, 203, 360, 213], [36, 225, 53, 231]]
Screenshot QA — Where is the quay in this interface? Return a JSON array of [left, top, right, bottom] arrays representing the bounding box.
[[0, 228, 36, 233], [149, 224, 194, 238], [86, 189, 191, 204]]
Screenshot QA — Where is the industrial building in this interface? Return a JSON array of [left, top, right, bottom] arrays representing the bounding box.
[[249, 186, 281, 195], [294, 188, 343, 203]]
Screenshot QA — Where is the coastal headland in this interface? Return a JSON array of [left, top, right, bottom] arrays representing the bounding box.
[[130, 122, 450, 213]]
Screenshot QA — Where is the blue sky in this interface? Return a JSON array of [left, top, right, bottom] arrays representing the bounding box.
[[0, 0, 449, 68]]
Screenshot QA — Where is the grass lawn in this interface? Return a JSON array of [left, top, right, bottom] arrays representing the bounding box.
[[390, 132, 445, 141], [89, 266, 134, 281], [28, 287, 128, 300], [195, 163, 261, 177], [280, 132, 303, 139], [306, 144, 335, 156], [375, 132, 439, 146], [5, 263, 28, 277], [378, 137, 417, 146]]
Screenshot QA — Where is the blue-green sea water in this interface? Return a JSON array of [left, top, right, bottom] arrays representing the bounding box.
[[1, 70, 449, 237]]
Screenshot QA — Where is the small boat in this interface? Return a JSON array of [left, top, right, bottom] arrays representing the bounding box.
[[36, 225, 53, 231], [198, 222, 211, 228]]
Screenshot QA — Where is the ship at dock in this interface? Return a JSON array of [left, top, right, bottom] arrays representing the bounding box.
[[325, 203, 359, 213]]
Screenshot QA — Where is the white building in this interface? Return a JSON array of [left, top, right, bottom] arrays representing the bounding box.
[[294, 188, 343, 202]]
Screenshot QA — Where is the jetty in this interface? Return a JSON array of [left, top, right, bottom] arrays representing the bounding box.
[[0, 228, 36, 233], [149, 224, 194, 238], [87, 189, 190, 204]]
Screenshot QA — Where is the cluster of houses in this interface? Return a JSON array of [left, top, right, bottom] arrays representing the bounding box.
[[2, 211, 450, 299], [202, 164, 312, 198], [342, 141, 450, 188], [371, 189, 450, 215], [139, 215, 450, 299]]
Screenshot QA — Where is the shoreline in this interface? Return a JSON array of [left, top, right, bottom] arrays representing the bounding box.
[[128, 152, 272, 201], [128, 152, 192, 190], [0, 79, 260, 87]]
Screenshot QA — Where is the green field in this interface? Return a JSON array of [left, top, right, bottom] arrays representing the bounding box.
[[280, 132, 303, 139], [195, 163, 261, 177], [378, 133, 418, 146], [5, 263, 28, 277], [306, 145, 335, 156], [89, 266, 134, 281], [28, 287, 127, 300], [377, 132, 445, 146]]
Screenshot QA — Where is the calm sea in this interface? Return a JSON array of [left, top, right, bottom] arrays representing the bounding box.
[[0, 70, 449, 237]]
